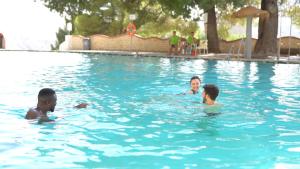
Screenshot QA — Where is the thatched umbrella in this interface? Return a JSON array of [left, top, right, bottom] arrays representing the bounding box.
[[233, 6, 269, 59]]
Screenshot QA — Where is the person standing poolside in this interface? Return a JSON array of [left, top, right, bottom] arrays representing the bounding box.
[[188, 76, 201, 95], [186, 32, 195, 55], [25, 88, 87, 123], [179, 37, 187, 55], [168, 31, 180, 55]]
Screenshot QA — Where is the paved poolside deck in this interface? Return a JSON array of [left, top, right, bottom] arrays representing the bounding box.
[[1, 49, 300, 64]]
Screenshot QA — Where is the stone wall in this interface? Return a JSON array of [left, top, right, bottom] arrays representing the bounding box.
[[220, 37, 300, 55], [90, 34, 169, 52], [278, 36, 300, 55], [219, 39, 257, 54], [59, 35, 85, 50], [59, 34, 300, 55]]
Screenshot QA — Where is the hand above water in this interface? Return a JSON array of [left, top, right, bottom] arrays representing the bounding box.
[[74, 103, 88, 108]]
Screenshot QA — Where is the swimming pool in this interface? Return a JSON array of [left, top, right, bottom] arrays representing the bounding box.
[[0, 51, 299, 169]]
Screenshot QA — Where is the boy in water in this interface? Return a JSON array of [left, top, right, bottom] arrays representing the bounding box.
[[25, 88, 87, 123]]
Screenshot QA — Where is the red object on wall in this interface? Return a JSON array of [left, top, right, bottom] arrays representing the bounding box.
[[191, 49, 197, 56], [126, 23, 136, 37]]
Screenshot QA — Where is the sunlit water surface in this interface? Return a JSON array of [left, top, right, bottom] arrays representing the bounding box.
[[0, 51, 299, 169]]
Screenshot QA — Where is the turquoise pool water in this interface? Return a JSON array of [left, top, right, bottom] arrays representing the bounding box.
[[0, 51, 299, 169]]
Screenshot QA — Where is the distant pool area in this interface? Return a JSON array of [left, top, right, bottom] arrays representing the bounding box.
[[1, 49, 300, 64], [0, 51, 299, 169]]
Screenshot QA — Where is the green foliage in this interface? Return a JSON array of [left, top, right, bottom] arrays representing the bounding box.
[[42, 0, 268, 40], [159, 0, 249, 19], [74, 15, 103, 36], [121, 0, 168, 29], [286, 5, 300, 28], [42, 0, 87, 15], [42, 0, 89, 32], [107, 20, 124, 35], [138, 17, 199, 38], [158, 0, 193, 18], [218, 23, 230, 40], [42, 0, 168, 36], [226, 34, 245, 41], [217, 5, 247, 40], [158, 0, 252, 42], [51, 27, 69, 50]]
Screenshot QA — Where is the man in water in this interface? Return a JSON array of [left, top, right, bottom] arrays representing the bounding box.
[[188, 76, 201, 95], [202, 84, 219, 105], [25, 88, 87, 123], [168, 31, 180, 55], [202, 84, 221, 114]]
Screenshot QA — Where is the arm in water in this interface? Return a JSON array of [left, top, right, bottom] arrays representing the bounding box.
[[74, 103, 88, 108]]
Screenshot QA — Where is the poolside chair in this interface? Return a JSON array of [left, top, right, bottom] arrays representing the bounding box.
[[199, 40, 208, 54]]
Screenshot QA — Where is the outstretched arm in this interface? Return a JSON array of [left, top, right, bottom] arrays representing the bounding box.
[[74, 103, 88, 109]]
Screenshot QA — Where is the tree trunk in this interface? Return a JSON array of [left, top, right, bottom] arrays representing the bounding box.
[[254, 0, 278, 58], [71, 15, 76, 34], [207, 6, 221, 53]]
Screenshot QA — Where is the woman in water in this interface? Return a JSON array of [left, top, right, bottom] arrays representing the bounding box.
[[187, 76, 201, 95]]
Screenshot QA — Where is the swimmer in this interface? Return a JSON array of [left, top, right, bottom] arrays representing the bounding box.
[[202, 84, 221, 114], [176, 76, 201, 96], [188, 76, 201, 95], [202, 84, 219, 105], [25, 88, 87, 123]]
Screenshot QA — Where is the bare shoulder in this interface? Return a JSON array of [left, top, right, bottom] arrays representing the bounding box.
[[25, 108, 38, 119]]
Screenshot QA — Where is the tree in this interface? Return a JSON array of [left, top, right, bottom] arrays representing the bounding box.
[[41, 0, 88, 33], [122, 0, 165, 29], [254, 0, 279, 58], [138, 17, 199, 38], [41, 0, 168, 36], [74, 15, 103, 36], [206, 6, 221, 53], [285, 3, 300, 27], [51, 27, 69, 50], [159, 0, 248, 53]]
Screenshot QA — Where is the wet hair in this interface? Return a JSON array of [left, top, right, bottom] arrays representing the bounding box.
[[190, 76, 201, 84], [203, 84, 219, 101], [38, 88, 56, 100]]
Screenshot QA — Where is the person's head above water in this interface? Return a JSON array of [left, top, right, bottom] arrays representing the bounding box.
[[190, 76, 201, 94], [202, 84, 219, 105], [25, 88, 87, 121], [37, 88, 57, 112]]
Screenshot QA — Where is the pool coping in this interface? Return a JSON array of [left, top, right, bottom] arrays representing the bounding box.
[[1, 49, 300, 64]]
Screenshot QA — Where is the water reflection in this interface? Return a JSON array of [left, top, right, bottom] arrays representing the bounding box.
[[0, 51, 300, 168], [216, 61, 246, 85]]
